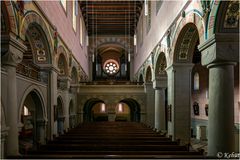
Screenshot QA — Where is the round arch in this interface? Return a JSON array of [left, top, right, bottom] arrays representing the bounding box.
[[172, 23, 199, 64], [145, 66, 152, 82], [71, 66, 78, 84], [57, 53, 68, 76], [119, 98, 141, 122], [89, 37, 133, 55], [20, 11, 53, 52], [214, 1, 239, 34], [171, 11, 205, 51], [83, 98, 105, 122], [154, 52, 167, 79], [138, 74, 144, 83], [24, 22, 52, 64]]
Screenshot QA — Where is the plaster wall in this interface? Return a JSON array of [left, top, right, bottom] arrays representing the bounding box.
[[36, 1, 89, 74], [134, 0, 188, 73]]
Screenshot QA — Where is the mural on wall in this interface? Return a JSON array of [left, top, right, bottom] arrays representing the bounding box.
[[224, 1, 239, 28], [26, 25, 49, 63], [158, 56, 167, 75], [53, 26, 58, 53], [178, 27, 197, 61]]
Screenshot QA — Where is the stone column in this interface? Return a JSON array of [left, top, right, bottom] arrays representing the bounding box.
[[63, 89, 70, 132], [1, 126, 9, 158], [2, 35, 26, 156], [36, 120, 47, 145], [49, 68, 58, 140], [198, 34, 239, 156], [144, 82, 155, 127], [166, 64, 193, 144], [207, 62, 235, 156], [57, 116, 65, 135], [153, 78, 167, 131], [154, 88, 166, 131], [107, 103, 116, 122]]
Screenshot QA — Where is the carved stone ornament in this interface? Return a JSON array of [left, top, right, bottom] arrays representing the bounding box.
[[2, 35, 26, 66]]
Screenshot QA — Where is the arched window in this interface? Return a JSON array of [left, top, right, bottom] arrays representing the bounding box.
[[101, 103, 106, 113], [80, 16, 83, 45], [194, 72, 200, 91], [118, 103, 123, 112], [23, 106, 30, 116], [60, 0, 67, 11], [72, 1, 77, 31]]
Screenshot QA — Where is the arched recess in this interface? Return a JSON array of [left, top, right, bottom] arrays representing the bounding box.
[[139, 74, 144, 83], [119, 98, 141, 122], [56, 96, 64, 135], [18, 89, 46, 153], [145, 66, 152, 82], [173, 23, 199, 63], [89, 37, 132, 55], [207, 0, 239, 37], [83, 98, 105, 122], [20, 11, 53, 53], [57, 53, 68, 76], [71, 67, 78, 84], [214, 1, 239, 34], [155, 52, 167, 79], [16, 21, 52, 82]]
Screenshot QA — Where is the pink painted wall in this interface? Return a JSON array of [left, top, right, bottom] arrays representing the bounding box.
[[134, 0, 188, 73], [36, 1, 89, 75]]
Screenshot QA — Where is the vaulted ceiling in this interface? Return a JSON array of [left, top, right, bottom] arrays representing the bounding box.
[[79, 0, 143, 36]]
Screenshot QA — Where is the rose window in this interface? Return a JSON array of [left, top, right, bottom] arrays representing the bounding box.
[[103, 60, 119, 75]]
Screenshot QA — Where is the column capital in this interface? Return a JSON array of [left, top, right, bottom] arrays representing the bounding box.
[[165, 63, 194, 73], [36, 119, 47, 126], [198, 33, 239, 66], [144, 82, 153, 87], [207, 61, 237, 69], [144, 82, 154, 92], [153, 77, 167, 89], [2, 34, 27, 67]]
